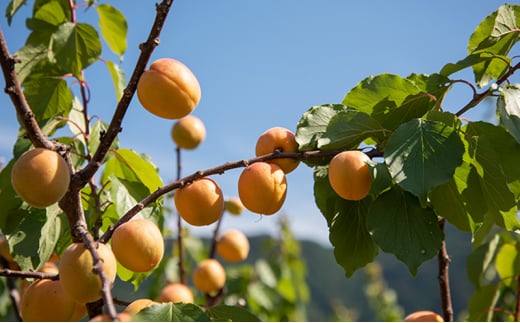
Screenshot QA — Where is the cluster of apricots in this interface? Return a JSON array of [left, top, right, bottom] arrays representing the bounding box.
[[5, 56, 381, 320]]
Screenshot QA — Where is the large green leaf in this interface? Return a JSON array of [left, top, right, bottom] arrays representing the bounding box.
[[466, 284, 501, 322], [207, 305, 261, 322], [105, 60, 126, 100], [15, 38, 50, 85], [313, 166, 378, 277], [133, 303, 210, 322], [495, 241, 520, 287], [466, 233, 501, 288], [498, 85, 520, 144], [440, 53, 510, 78], [0, 160, 25, 234], [96, 3, 127, 58], [317, 109, 389, 150], [51, 22, 101, 77], [384, 118, 464, 205], [26, 0, 68, 30], [367, 186, 443, 275], [468, 4, 520, 87], [295, 104, 349, 152]]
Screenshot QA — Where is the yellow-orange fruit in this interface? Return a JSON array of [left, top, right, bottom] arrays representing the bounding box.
[[111, 218, 164, 272], [70, 302, 87, 321], [20, 279, 76, 322], [59, 242, 117, 304], [255, 127, 300, 173], [171, 115, 206, 150], [328, 150, 372, 201], [192, 259, 226, 294], [238, 162, 287, 215], [11, 148, 70, 208], [157, 283, 194, 303], [174, 178, 224, 226], [216, 229, 249, 263], [224, 197, 244, 216], [38, 261, 59, 275], [124, 298, 159, 315], [137, 58, 201, 119], [404, 310, 444, 322]]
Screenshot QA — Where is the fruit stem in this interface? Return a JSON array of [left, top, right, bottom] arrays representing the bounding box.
[[437, 219, 454, 321]]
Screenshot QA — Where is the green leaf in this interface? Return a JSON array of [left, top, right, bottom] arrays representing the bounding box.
[[467, 284, 501, 322], [132, 303, 210, 322], [498, 85, 520, 144], [51, 22, 101, 77], [367, 186, 443, 276], [317, 110, 389, 150], [368, 162, 393, 197], [467, 4, 520, 87], [26, 0, 67, 30], [207, 305, 261, 322], [105, 60, 126, 100], [384, 118, 464, 204], [466, 234, 500, 288], [96, 3, 127, 58], [103, 148, 163, 194], [14, 39, 50, 86], [295, 104, 349, 152], [5, 0, 27, 25], [314, 166, 378, 277], [439, 53, 509, 77], [495, 242, 520, 286], [0, 160, 25, 234], [88, 119, 118, 155]]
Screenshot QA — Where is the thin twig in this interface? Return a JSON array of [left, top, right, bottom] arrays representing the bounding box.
[[175, 146, 186, 284], [437, 219, 453, 321]]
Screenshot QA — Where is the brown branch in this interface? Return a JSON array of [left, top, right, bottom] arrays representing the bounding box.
[[0, 268, 58, 280], [437, 219, 453, 322], [175, 146, 187, 284], [77, 0, 175, 185], [455, 61, 520, 117]]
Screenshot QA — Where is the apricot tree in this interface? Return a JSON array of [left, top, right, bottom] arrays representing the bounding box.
[[0, 0, 519, 322]]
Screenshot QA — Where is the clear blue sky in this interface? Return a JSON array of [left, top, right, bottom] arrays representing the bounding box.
[[0, 1, 513, 245]]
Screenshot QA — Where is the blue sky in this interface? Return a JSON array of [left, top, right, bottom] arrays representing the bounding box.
[[0, 1, 513, 245]]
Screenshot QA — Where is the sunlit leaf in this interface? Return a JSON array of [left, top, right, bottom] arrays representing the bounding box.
[[105, 60, 126, 100], [23, 73, 73, 122], [495, 242, 520, 286], [467, 284, 500, 322], [384, 118, 464, 204], [5, 0, 27, 25], [133, 303, 210, 322], [498, 85, 520, 144], [96, 3, 127, 58], [466, 233, 500, 288], [367, 186, 443, 276], [207, 305, 261, 322]]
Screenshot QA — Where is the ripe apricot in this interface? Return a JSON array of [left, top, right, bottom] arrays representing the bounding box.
[[10, 148, 70, 208], [171, 115, 206, 150], [174, 178, 224, 226], [59, 242, 117, 304], [404, 310, 444, 322], [157, 283, 194, 303], [111, 218, 164, 272], [328, 150, 372, 201], [137, 58, 201, 119], [255, 127, 300, 174], [192, 258, 226, 294], [20, 279, 76, 322], [238, 162, 287, 215], [216, 229, 249, 262], [38, 261, 59, 275], [224, 197, 244, 216], [124, 298, 159, 315]]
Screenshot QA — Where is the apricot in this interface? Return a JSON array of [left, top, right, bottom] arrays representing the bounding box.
[[10, 148, 70, 208], [157, 283, 194, 303], [328, 150, 372, 201], [20, 279, 76, 322], [70, 302, 87, 321], [124, 298, 159, 315], [137, 58, 201, 119], [171, 115, 206, 150], [238, 162, 287, 215], [404, 310, 444, 322], [90, 312, 132, 322], [38, 261, 59, 275], [59, 242, 117, 304], [111, 218, 164, 272], [224, 197, 244, 216], [192, 258, 226, 294], [255, 127, 300, 174], [174, 178, 224, 226], [216, 229, 249, 263]]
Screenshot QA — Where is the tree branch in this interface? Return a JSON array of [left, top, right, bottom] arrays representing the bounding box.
[[437, 219, 453, 322]]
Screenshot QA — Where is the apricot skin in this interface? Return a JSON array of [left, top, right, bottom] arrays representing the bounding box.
[[111, 218, 164, 272], [328, 150, 372, 201], [224, 197, 244, 216], [124, 298, 159, 315], [174, 178, 224, 226], [216, 229, 250, 262], [11, 148, 70, 208], [20, 279, 76, 322], [192, 259, 226, 294], [157, 283, 194, 303], [137, 58, 201, 119], [59, 242, 117, 304], [238, 162, 287, 215], [171, 115, 206, 149], [404, 310, 444, 322], [255, 127, 300, 173]]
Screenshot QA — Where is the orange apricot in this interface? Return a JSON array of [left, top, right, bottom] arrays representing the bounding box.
[[328, 150, 372, 200], [255, 127, 300, 173], [174, 178, 224, 226]]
